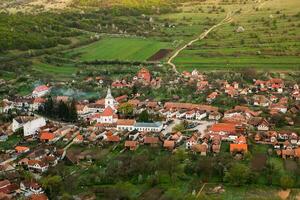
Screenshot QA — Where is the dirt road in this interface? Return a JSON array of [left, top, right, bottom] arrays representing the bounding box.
[[167, 12, 233, 74]]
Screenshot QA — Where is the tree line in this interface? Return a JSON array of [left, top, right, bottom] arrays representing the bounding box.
[[38, 97, 78, 122]]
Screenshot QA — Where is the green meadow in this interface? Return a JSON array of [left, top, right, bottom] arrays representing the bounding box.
[[172, 0, 300, 71], [65, 37, 171, 62]]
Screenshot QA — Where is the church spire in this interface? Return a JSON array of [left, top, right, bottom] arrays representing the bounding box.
[[106, 87, 113, 99], [105, 87, 117, 110]]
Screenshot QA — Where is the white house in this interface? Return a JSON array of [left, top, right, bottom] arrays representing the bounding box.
[[32, 85, 50, 98], [116, 119, 136, 131], [134, 122, 163, 132], [12, 116, 46, 137], [196, 110, 207, 120], [28, 160, 48, 173], [257, 119, 269, 131]]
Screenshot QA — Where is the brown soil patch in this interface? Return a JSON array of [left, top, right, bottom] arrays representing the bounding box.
[[278, 189, 290, 200], [147, 49, 172, 61]]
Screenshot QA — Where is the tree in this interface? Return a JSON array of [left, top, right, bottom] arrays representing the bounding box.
[[224, 163, 251, 186], [280, 176, 294, 189], [41, 175, 63, 198], [138, 110, 150, 122], [118, 103, 134, 118], [57, 101, 69, 121], [43, 97, 54, 117], [270, 114, 286, 128], [68, 100, 78, 122]]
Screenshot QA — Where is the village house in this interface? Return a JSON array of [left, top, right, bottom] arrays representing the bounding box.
[[20, 181, 44, 197], [253, 95, 270, 107], [15, 146, 30, 154], [125, 140, 139, 151], [32, 85, 50, 98], [230, 135, 248, 155], [208, 111, 222, 121], [195, 110, 207, 120], [143, 136, 160, 147], [209, 123, 241, 141], [163, 140, 175, 151], [134, 122, 163, 132], [27, 160, 49, 173], [116, 119, 136, 131], [186, 134, 198, 149], [39, 132, 55, 143], [12, 116, 46, 137], [207, 92, 218, 103], [137, 67, 151, 83], [191, 143, 209, 156]]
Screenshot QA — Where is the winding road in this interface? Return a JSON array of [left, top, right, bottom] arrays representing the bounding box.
[[167, 0, 266, 74], [167, 12, 233, 74]]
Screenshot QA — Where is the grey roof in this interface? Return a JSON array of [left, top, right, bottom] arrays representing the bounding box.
[[134, 122, 162, 128]]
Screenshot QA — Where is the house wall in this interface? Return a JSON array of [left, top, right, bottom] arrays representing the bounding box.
[[23, 117, 46, 137]]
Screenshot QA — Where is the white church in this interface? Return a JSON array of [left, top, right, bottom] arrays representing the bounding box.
[[91, 88, 118, 124]]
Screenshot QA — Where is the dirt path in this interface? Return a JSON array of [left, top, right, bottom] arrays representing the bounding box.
[[166, 12, 233, 74], [166, 0, 267, 73]]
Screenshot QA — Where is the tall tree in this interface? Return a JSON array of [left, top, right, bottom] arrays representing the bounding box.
[[68, 100, 78, 122]]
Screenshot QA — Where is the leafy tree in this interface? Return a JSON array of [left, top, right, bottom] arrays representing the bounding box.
[[118, 103, 134, 118], [138, 110, 150, 122], [224, 163, 251, 186], [41, 175, 63, 198], [280, 176, 295, 189]]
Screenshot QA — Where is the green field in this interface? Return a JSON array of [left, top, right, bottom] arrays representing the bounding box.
[[65, 37, 171, 62], [170, 0, 300, 71]]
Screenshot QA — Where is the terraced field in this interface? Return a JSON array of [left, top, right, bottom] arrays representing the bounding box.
[[172, 0, 300, 71]]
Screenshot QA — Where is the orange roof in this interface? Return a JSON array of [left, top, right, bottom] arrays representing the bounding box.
[[115, 95, 128, 102], [40, 132, 55, 141], [107, 135, 120, 142], [235, 135, 247, 144], [125, 141, 138, 147], [30, 194, 48, 200], [230, 143, 248, 153], [101, 106, 114, 117], [15, 146, 29, 152], [117, 119, 136, 126], [33, 98, 46, 104], [163, 140, 175, 148], [294, 148, 300, 158], [144, 137, 159, 144], [164, 102, 218, 112], [75, 134, 83, 141], [210, 123, 238, 134]]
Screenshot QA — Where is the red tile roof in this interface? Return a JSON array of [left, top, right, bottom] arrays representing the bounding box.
[[210, 123, 238, 134], [101, 106, 114, 117], [33, 85, 49, 93], [106, 135, 120, 142], [40, 132, 55, 141], [15, 146, 29, 153], [117, 119, 136, 126], [230, 144, 248, 153]]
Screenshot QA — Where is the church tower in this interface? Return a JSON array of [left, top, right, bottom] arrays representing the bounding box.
[[105, 88, 117, 110]]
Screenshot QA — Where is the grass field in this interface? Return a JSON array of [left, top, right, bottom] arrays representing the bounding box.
[[31, 62, 78, 80], [64, 37, 171, 62]]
